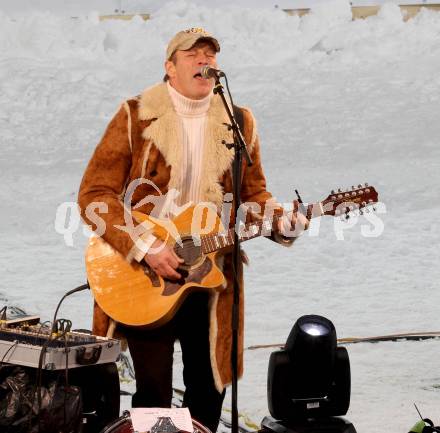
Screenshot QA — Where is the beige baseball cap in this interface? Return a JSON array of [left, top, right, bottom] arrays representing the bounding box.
[[166, 27, 220, 60]]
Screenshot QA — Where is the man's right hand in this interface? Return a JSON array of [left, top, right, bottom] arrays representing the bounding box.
[[143, 238, 184, 280]]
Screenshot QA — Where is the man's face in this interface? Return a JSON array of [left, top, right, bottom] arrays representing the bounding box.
[[165, 41, 218, 100]]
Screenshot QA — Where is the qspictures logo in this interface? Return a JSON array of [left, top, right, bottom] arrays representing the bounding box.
[[54, 179, 386, 249]]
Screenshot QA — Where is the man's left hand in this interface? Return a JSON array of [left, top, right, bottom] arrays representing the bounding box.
[[277, 200, 310, 238]]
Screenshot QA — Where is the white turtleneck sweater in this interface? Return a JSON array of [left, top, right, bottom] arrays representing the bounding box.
[[134, 83, 211, 261], [167, 81, 211, 206]]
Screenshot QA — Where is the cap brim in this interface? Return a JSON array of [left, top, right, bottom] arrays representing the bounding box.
[[194, 36, 220, 52], [172, 36, 220, 56]]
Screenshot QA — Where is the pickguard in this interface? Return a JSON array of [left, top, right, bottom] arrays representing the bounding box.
[[162, 258, 213, 296]]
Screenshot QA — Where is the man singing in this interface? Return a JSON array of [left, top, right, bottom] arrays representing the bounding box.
[[78, 28, 306, 432]]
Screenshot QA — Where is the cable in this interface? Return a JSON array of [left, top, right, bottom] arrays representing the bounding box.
[[0, 305, 7, 322], [28, 283, 89, 432], [0, 340, 19, 365], [28, 328, 57, 432], [62, 328, 69, 431], [51, 283, 89, 335], [34, 325, 71, 433], [224, 75, 235, 109]]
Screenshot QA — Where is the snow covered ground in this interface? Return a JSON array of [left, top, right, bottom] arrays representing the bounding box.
[[1, 1, 440, 431]]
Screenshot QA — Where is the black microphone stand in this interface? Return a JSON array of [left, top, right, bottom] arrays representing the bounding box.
[[212, 74, 252, 433]]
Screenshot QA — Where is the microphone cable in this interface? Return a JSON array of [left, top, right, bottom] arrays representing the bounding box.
[[51, 283, 90, 335], [31, 282, 90, 433]]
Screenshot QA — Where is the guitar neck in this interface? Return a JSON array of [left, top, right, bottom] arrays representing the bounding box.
[[200, 202, 324, 254]]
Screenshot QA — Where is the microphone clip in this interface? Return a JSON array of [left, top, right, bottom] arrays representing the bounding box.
[[200, 65, 225, 80]]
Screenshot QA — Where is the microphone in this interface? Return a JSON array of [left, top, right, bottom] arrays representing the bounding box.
[[200, 65, 225, 79]]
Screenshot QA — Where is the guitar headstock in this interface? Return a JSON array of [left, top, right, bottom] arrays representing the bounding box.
[[321, 184, 379, 217]]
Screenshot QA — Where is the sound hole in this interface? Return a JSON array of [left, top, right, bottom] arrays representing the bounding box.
[[174, 236, 202, 267]]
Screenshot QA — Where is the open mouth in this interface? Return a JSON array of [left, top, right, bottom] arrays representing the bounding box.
[[193, 72, 203, 79]]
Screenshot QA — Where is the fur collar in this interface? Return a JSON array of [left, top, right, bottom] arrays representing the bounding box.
[[138, 82, 238, 208]]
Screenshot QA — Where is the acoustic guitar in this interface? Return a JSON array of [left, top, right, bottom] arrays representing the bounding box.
[[86, 184, 379, 328]]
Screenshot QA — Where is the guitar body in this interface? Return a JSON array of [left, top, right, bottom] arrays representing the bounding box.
[[86, 206, 226, 328]]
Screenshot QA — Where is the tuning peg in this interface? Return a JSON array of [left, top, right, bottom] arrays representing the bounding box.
[[358, 184, 362, 188], [331, 189, 335, 194], [338, 188, 342, 193], [345, 214, 350, 220], [365, 182, 369, 187], [352, 185, 355, 190], [372, 206, 377, 212], [359, 209, 363, 215]]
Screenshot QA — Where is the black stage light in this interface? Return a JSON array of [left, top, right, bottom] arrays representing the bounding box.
[[263, 315, 356, 433]]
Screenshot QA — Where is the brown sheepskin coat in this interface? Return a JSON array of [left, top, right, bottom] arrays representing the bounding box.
[[78, 82, 292, 393]]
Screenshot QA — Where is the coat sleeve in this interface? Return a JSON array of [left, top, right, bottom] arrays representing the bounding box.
[[78, 104, 153, 262], [239, 108, 294, 246]]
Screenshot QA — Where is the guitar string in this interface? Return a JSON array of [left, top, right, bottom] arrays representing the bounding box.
[[168, 198, 373, 257], [166, 198, 372, 256], [171, 227, 256, 255], [170, 216, 282, 255]]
